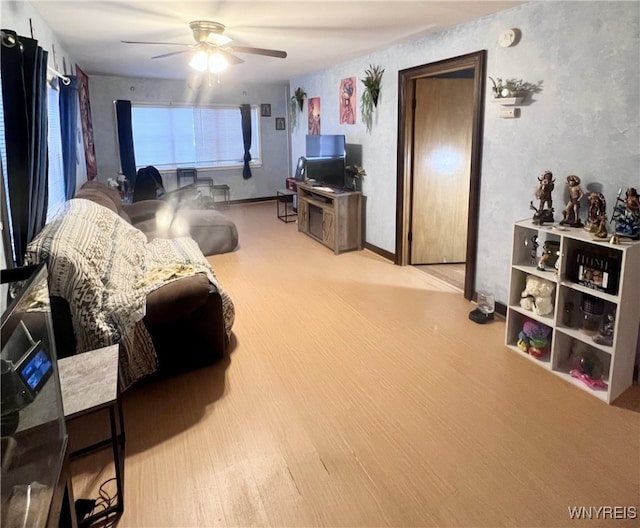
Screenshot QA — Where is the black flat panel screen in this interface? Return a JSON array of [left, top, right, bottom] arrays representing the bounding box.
[[305, 158, 345, 188]]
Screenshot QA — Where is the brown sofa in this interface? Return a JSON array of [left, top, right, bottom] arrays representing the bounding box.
[[32, 181, 235, 384], [80, 181, 239, 256]]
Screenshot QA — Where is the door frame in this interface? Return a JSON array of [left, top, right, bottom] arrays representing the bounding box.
[[395, 50, 487, 300]]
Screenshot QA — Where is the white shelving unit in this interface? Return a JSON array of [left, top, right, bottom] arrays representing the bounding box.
[[505, 219, 640, 403]]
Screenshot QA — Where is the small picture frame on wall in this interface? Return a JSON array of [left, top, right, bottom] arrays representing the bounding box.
[[275, 117, 286, 130], [261, 104, 271, 117]]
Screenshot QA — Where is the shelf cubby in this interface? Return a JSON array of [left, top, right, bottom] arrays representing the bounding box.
[[505, 309, 553, 367]]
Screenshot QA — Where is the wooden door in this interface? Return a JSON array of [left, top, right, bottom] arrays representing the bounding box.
[[410, 78, 474, 264]]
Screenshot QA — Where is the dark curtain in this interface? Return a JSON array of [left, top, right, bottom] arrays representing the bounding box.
[[240, 104, 252, 179], [1, 30, 49, 268], [115, 100, 137, 188], [59, 75, 78, 200]]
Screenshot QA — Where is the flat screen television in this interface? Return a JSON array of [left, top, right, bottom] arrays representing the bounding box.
[[304, 157, 346, 188], [305, 134, 346, 188]]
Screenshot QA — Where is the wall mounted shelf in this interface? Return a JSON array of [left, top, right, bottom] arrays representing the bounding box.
[[490, 97, 523, 106]]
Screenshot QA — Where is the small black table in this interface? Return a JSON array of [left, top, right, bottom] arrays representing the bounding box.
[[276, 189, 297, 223]]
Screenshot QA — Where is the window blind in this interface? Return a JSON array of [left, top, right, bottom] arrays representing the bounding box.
[[46, 85, 66, 221], [131, 104, 261, 170]]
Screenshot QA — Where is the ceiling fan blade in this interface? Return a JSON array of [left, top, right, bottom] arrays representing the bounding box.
[[152, 50, 192, 60], [230, 46, 287, 59], [216, 49, 245, 66], [121, 40, 191, 46]]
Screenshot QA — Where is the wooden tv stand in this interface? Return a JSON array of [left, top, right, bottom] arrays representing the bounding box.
[[296, 183, 362, 254]]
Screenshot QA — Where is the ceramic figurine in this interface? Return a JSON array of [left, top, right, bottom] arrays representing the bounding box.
[[560, 175, 584, 227], [612, 187, 640, 240], [562, 301, 576, 327], [569, 346, 608, 390], [536, 240, 560, 272], [584, 192, 607, 235], [530, 170, 555, 225], [530, 235, 539, 264], [593, 311, 615, 347]]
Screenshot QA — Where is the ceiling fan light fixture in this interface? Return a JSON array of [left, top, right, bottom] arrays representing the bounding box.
[[189, 50, 209, 72], [189, 49, 228, 74], [208, 52, 228, 73]]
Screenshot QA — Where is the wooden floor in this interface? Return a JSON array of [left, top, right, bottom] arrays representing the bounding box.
[[414, 263, 465, 292], [71, 201, 640, 528]]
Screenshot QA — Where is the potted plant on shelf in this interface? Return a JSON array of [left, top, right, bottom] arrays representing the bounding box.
[[360, 65, 384, 132], [489, 77, 543, 104], [289, 87, 307, 129], [345, 164, 366, 192]]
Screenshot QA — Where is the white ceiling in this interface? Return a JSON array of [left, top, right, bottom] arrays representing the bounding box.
[[30, 0, 522, 84]]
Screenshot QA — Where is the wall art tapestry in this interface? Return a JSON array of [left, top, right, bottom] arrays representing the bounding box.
[[76, 66, 97, 180], [308, 97, 321, 135], [340, 77, 356, 124]]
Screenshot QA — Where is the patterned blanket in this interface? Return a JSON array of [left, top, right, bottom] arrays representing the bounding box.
[[25, 199, 235, 389]]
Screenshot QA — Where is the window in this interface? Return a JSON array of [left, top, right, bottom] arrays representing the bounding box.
[[130, 103, 261, 171], [46, 85, 66, 221]]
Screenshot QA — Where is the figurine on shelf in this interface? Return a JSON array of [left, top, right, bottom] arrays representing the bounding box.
[[593, 311, 615, 346], [568, 345, 608, 390], [559, 175, 584, 227], [529, 235, 539, 264], [584, 192, 607, 235], [530, 170, 555, 225], [611, 187, 640, 240], [536, 240, 560, 272], [595, 214, 609, 239], [562, 301, 576, 327]]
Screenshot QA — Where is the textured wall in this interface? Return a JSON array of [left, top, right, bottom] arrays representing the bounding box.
[[289, 1, 639, 305], [89, 76, 291, 200]]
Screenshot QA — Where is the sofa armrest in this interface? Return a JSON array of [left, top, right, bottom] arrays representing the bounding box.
[[145, 282, 226, 375], [143, 273, 211, 325], [161, 184, 197, 204], [122, 200, 168, 224]]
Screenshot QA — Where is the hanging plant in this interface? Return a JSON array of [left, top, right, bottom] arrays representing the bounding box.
[[360, 65, 384, 132], [289, 87, 307, 129]]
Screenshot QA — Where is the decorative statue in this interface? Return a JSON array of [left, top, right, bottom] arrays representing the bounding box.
[[560, 175, 584, 227], [568, 345, 608, 390], [612, 187, 640, 240], [529, 235, 539, 264], [584, 192, 607, 237], [536, 240, 560, 272], [530, 170, 555, 225], [595, 216, 609, 239], [593, 311, 615, 347]]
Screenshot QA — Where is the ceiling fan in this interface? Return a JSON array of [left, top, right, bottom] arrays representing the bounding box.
[[122, 20, 287, 73]]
